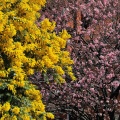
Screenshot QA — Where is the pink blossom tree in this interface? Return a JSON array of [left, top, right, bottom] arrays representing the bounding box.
[[30, 0, 120, 119]]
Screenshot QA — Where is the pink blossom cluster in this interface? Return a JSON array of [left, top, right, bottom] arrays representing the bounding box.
[[30, 0, 120, 119]]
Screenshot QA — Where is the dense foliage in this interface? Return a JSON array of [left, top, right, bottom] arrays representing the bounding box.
[[0, 0, 75, 119], [36, 0, 120, 120]]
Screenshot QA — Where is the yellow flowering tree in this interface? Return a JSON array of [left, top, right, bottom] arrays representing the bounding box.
[[0, 0, 75, 119]]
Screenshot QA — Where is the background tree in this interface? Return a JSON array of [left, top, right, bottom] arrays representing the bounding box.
[[34, 0, 120, 119]]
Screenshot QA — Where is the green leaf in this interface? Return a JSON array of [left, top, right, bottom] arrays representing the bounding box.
[[43, 72, 49, 83]]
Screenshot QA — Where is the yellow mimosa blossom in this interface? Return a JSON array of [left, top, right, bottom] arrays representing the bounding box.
[[0, 11, 3, 19], [16, 81, 25, 87], [7, 84, 16, 94], [46, 113, 54, 119], [31, 100, 45, 112], [60, 29, 71, 39], [55, 66, 65, 75], [3, 24, 16, 37], [21, 115, 30, 120], [2, 102, 11, 112], [0, 70, 7, 77], [0, 0, 75, 119], [41, 18, 51, 30], [0, 82, 2, 86], [26, 69, 34, 75], [42, 56, 54, 68], [12, 116, 17, 120], [68, 72, 76, 80], [25, 88, 42, 100], [0, 104, 2, 111], [36, 111, 43, 115], [66, 66, 72, 71], [1, 114, 10, 120], [58, 76, 66, 83], [12, 107, 20, 114]]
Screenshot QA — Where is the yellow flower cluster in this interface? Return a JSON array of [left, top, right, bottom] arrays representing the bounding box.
[[1, 102, 11, 112], [46, 112, 55, 119], [7, 84, 16, 94], [55, 66, 64, 75], [0, 70, 7, 78], [25, 88, 42, 100], [41, 18, 56, 31], [0, 0, 75, 119], [60, 29, 71, 39], [12, 106, 20, 115], [0, 83, 50, 120]]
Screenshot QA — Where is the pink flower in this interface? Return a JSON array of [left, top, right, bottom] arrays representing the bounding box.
[[100, 55, 104, 59], [107, 89, 111, 92], [111, 81, 120, 87], [94, 8, 100, 14], [100, 100, 104, 103], [80, 4, 86, 10], [90, 88, 95, 93], [103, 0, 108, 6], [93, 19, 98, 24], [75, 83, 80, 87], [106, 74, 114, 79], [114, 100, 118, 104], [108, 12, 112, 17]]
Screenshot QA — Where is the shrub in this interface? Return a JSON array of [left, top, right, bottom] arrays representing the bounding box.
[[0, 0, 74, 119]]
